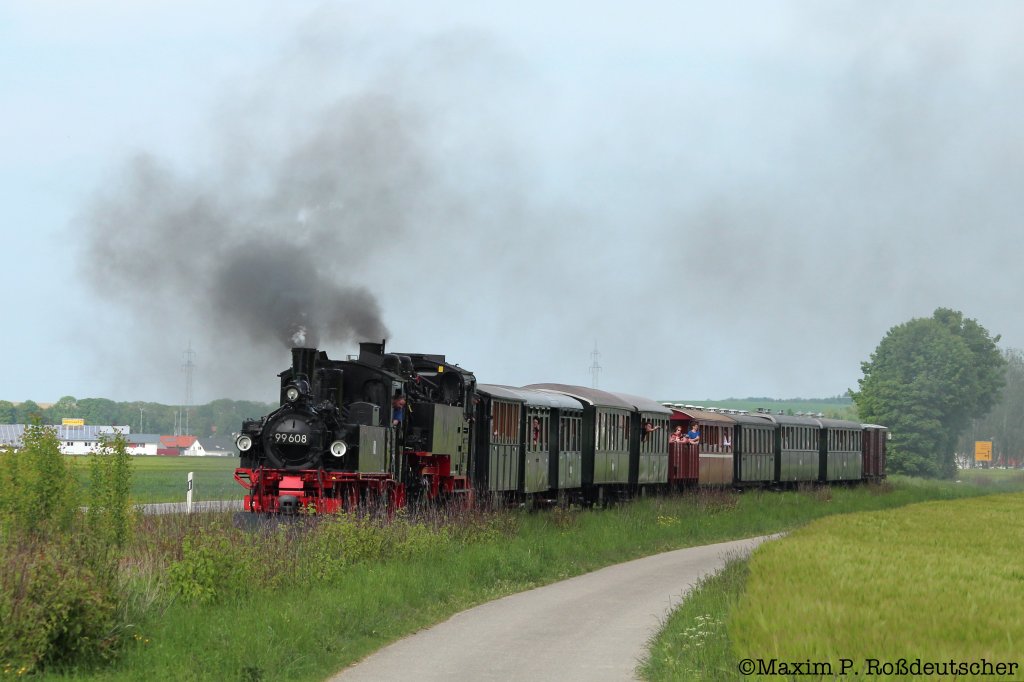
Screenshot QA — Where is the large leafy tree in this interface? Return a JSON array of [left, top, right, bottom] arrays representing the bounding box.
[[853, 308, 1005, 477]]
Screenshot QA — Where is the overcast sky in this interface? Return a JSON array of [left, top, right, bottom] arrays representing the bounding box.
[[3, 1, 1022, 406]]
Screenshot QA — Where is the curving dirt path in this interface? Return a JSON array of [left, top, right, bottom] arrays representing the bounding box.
[[330, 535, 775, 682]]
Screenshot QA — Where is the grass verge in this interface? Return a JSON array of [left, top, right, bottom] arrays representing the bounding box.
[[28, 474, 1024, 681]]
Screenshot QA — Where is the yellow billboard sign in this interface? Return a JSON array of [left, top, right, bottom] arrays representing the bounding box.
[[62, 418, 85, 426], [974, 441, 992, 462]]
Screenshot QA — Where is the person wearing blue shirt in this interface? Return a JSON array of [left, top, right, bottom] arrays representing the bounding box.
[[683, 423, 701, 444], [392, 396, 406, 427]]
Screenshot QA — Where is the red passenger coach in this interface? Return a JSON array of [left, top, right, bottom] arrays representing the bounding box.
[[861, 424, 888, 482], [666, 406, 736, 487]]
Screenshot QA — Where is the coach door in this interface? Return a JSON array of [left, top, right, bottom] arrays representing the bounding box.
[[556, 410, 583, 489], [489, 400, 521, 492], [524, 407, 551, 494]]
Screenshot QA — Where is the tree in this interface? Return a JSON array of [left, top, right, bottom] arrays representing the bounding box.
[[15, 400, 43, 424], [852, 308, 1005, 478], [957, 348, 1024, 467]]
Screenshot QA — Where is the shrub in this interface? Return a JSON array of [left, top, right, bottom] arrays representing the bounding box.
[[0, 537, 121, 673], [0, 424, 79, 538], [87, 432, 136, 547]]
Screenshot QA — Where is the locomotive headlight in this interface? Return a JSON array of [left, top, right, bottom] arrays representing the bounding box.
[[236, 434, 253, 452], [285, 386, 301, 402], [329, 440, 347, 458]]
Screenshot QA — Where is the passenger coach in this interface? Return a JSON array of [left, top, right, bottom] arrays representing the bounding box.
[[473, 385, 585, 501], [666, 406, 735, 486], [526, 384, 637, 505]]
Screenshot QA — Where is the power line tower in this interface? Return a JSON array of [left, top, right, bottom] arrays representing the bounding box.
[[179, 342, 196, 436], [589, 341, 602, 389]]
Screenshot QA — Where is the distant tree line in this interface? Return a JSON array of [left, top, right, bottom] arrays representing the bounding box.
[[0, 397, 276, 438]]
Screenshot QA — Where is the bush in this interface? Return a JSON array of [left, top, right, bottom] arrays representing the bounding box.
[[0, 538, 121, 673], [87, 432, 136, 547], [0, 427, 137, 673], [0, 424, 78, 538]]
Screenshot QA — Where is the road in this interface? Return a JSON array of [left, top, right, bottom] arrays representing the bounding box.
[[330, 534, 775, 682], [137, 500, 243, 515]]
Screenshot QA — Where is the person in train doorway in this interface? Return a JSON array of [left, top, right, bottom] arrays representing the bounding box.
[[669, 424, 685, 443], [641, 420, 661, 442], [683, 422, 701, 444]]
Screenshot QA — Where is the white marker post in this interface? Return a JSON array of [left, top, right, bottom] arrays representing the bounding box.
[[186, 471, 194, 514]]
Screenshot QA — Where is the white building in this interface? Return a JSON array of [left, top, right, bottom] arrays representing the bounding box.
[[185, 436, 236, 457], [0, 424, 162, 456]]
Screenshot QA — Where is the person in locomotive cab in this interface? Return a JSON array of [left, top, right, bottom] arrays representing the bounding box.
[[392, 394, 407, 427], [682, 422, 701, 444]]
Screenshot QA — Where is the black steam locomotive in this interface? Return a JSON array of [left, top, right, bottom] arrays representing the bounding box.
[[234, 342, 476, 513]]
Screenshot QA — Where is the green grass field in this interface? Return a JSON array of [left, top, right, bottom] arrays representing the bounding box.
[[643, 486, 1024, 680], [68, 456, 241, 504], [44, 476, 1024, 681]]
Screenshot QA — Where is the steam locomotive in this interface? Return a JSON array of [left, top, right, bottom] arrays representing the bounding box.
[[233, 344, 887, 513]]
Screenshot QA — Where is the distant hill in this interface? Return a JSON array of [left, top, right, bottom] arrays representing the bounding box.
[[661, 396, 857, 420]]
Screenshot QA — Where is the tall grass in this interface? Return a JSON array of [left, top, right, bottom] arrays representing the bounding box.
[[642, 483, 1024, 681], [732, 493, 1024, 677], [39, 475, 1024, 681], [1, 427, 135, 674]]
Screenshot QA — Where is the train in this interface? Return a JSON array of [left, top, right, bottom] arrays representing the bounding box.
[[233, 342, 887, 513]]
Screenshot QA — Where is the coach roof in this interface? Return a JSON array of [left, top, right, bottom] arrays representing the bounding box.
[[729, 412, 776, 427], [668, 406, 735, 424], [477, 384, 584, 411], [607, 391, 672, 415], [524, 383, 635, 410]]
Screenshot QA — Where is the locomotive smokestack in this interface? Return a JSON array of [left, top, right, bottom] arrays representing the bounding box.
[[291, 347, 317, 381], [358, 340, 386, 366]]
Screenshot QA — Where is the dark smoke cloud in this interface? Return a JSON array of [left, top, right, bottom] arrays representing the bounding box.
[[78, 44, 461, 399]]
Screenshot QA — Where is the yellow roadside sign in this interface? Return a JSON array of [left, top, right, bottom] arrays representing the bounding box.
[[975, 441, 992, 462], [62, 418, 85, 426]]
